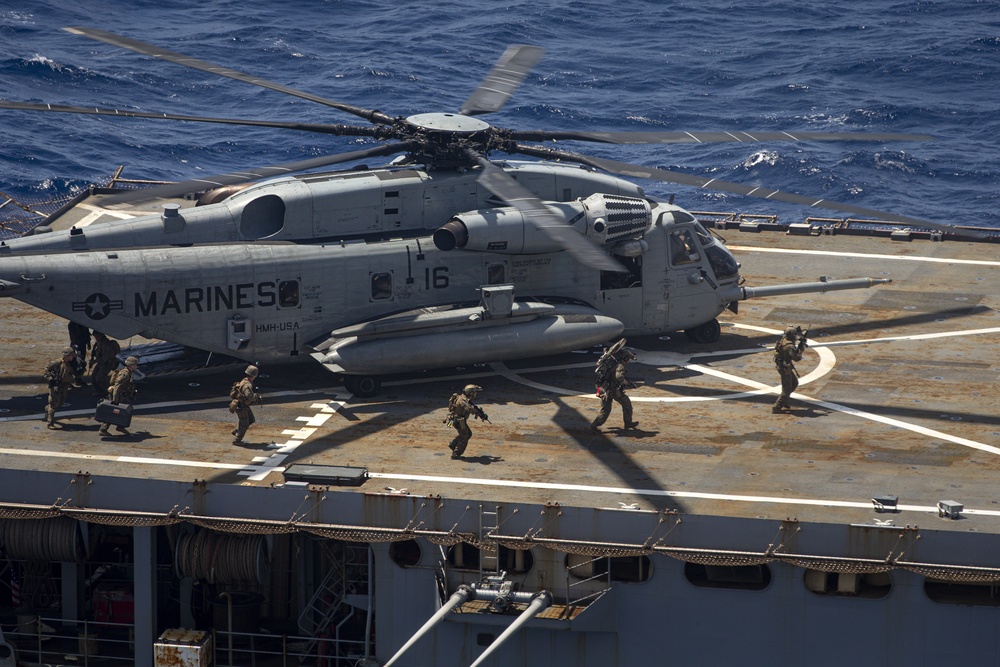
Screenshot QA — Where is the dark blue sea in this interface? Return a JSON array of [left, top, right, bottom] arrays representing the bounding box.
[[2, 0, 998, 229]]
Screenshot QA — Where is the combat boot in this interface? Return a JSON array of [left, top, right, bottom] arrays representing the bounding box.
[[625, 421, 639, 429], [115, 426, 129, 436], [99, 426, 110, 436]]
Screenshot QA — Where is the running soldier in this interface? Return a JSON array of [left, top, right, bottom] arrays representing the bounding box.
[[229, 365, 261, 446], [445, 384, 489, 459], [773, 326, 807, 413], [43, 347, 77, 429], [99, 356, 139, 436], [591, 339, 639, 432], [89, 332, 121, 398]]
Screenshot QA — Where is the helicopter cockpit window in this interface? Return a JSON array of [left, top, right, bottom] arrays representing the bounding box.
[[693, 222, 715, 247], [705, 245, 740, 281], [278, 280, 300, 308], [371, 272, 393, 300], [669, 228, 702, 266]]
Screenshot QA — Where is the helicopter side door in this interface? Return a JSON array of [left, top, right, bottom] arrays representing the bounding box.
[[662, 225, 717, 330], [597, 255, 643, 331]]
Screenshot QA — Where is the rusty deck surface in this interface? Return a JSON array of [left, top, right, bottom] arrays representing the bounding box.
[[1, 196, 998, 535]]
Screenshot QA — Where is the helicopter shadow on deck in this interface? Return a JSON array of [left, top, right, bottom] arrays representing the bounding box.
[[547, 395, 683, 514]]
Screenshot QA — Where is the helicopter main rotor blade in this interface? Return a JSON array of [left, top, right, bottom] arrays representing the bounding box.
[[510, 129, 935, 144], [467, 150, 626, 272], [64, 26, 396, 126], [459, 45, 544, 117], [104, 142, 413, 205], [512, 143, 966, 235], [0, 100, 381, 136]]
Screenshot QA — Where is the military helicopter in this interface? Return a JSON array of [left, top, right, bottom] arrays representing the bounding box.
[[0, 28, 955, 396]]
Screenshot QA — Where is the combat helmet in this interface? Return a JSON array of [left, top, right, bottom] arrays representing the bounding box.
[[245, 365, 259, 378], [784, 326, 797, 339], [125, 356, 140, 366], [463, 384, 482, 397]]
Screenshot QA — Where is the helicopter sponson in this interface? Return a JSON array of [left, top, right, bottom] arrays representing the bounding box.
[[433, 193, 652, 256]]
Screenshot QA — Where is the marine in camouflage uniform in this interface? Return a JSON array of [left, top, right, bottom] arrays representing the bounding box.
[[591, 345, 639, 432], [43, 347, 77, 429], [230, 365, 261, 446], [446, 384, 486, 459], [773, 327, 805, 413], [67, 321, 91, 386], [99, 356, 139, 436], [89, 332, 121, 398]]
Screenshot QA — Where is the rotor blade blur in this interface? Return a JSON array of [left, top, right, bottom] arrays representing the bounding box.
[[513, 143, 969, 236], [103, 142, 412, 205], [459, 45, 544, 116], [510, 129, 935, 144], [64, 26, 396, 126], [0, 100, 381, 136], [469, 151, 626, 272]]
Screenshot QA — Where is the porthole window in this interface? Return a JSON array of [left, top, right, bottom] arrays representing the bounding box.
[[278, 280, 300, 308], [486, 263, 507, 285], [371, 272, 392, 300], [389, 540, 421, 568], [683, 562, 771, 590], [803, 569, 891, 599]]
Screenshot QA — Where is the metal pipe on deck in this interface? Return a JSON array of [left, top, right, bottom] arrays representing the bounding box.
[[720, 277, 891, 302], [383, 585, 473, 667], [468, 591, 553, 667]]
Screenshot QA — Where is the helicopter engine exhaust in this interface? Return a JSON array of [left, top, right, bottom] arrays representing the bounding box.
[[433, 193, 652, 255]]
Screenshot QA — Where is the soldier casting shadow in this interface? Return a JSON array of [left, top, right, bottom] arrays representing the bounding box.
[[43, 346, 77, 429], [445, 384, 490, 459], [773, 326, 808, 413], [591, 339, 639, 432], [99, 356, 139, 437], [230, 365, 262, 445]]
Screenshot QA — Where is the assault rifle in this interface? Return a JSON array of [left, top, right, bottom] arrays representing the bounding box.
[[795, 325, 810, 354], [471, 402, 491, 424]]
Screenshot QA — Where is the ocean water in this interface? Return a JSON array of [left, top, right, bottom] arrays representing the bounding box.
[[1, 0, 998, 228]]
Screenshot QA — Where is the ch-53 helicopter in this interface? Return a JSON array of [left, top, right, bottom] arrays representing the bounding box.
[[0, 28, 959, 396]]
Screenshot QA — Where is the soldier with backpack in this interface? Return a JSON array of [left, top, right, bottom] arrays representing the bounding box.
[[591, 338, 639, 432], [229, 365, 261, 446], [444, 384, 489, 459]]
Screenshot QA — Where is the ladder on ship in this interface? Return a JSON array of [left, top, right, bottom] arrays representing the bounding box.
[[297, 542, 369, 662], [479, 504, 501, 580]]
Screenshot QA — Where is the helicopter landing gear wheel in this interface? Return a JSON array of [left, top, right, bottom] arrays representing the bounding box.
[[684, 318, 721, 344], [345, 375, 381, 398]]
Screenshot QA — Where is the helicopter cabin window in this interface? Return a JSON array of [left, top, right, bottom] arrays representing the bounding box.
[[486, 263, 507, 285], [669, 228, 702, 266], [239, 194, 286, 240], [278, 280, 300, 308], [371, 272, 393, 300], [601, 255, 642, 291]]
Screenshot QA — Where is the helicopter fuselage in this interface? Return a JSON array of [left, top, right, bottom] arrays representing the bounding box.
[[0, 160, 888, 382]]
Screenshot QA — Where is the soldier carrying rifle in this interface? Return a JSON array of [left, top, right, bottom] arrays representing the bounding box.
[[773, 325, 809, 413], [445, 384, 489, 459]]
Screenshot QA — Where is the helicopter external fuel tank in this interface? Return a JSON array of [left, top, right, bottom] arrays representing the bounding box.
[[310, 300, 623, 376]]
